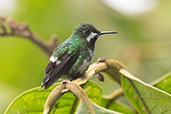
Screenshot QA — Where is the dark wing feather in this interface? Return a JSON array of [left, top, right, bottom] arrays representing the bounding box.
[[41, 50, 79, 90], [45, 61, 56, 74]]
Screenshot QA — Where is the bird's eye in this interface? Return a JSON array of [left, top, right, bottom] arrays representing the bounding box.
[[83, 29, 89, 34]]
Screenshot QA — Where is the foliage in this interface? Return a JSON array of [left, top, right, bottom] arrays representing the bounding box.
[[4, 60, 171, 114], [5, 81, 102, 114]]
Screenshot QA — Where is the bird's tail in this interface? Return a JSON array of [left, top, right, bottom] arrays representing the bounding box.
[[40, 75, 49, 90], [40, 68, 64, 90], [40, 74, 59, 90]]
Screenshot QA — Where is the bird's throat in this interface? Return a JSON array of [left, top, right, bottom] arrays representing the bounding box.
[[87, 36, 98, 51]]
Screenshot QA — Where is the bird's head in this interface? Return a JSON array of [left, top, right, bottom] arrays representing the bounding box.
[[72, 23, 117, 48]]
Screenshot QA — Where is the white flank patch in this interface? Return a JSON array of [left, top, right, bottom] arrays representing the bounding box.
[[78, 59, 90, 74], [56, 60, 61, 65], [88, 48, 94, 57], [50, 56, 58, 63], [87, 32, 98, 42]]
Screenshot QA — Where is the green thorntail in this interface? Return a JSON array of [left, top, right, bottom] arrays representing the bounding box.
[[41, 23, 117, 89]]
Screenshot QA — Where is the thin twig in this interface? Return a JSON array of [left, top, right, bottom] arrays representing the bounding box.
[[43, 84, 65, 114], [0, 15, 58, 56], [102, 88, 124, 108], [72, 59, 127, 85], [69, 84, 86, 114], [66, 82, 96, 114], [70, 97, 78, 114]]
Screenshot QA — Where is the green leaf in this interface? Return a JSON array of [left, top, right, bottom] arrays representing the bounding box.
[[120, 69, 171, 114], [152, 72, 171, 94], [101, 99, 135, 114], [5, 81, 102, 114], [83, 81, 102, 105], [75, 100, 121, 114]]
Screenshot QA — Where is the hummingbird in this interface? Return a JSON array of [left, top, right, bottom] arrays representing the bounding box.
[[41, 23, 117, 90]]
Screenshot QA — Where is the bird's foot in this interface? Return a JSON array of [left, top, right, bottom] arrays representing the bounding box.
[[61, 80, 70, 93], [98, 57, 106, 62], [62, 80, 70, 84]]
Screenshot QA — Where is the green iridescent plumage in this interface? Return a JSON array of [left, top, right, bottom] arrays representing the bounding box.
[[41, 23, 117, 90]]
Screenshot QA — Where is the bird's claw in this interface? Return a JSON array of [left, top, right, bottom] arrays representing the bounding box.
[[98, 57, 106, 62], [62, 80, 70, 84]]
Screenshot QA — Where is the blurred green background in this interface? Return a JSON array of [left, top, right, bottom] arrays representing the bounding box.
[[0, 0, 171, 113]]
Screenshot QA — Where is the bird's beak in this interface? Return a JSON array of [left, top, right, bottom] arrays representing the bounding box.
[[99, 31, 117, 35]]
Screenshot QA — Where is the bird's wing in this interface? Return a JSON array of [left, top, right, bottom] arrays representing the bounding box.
[[41, 44, 80, 90], [45, 45, 69, 75]]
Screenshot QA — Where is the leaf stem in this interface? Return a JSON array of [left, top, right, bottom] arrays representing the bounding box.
[[70, 97, 78, 114], [126, 77, 151, 114], [102, 88, 124, 108]]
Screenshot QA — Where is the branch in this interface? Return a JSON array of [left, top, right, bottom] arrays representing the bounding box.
[[43, 84, 65, 114], [72, 58, 127, 85], [0, 15, 58, 56], [44, 81, 95, 114], [66, 82, 96, 114], [43, 58, 127, 114]]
